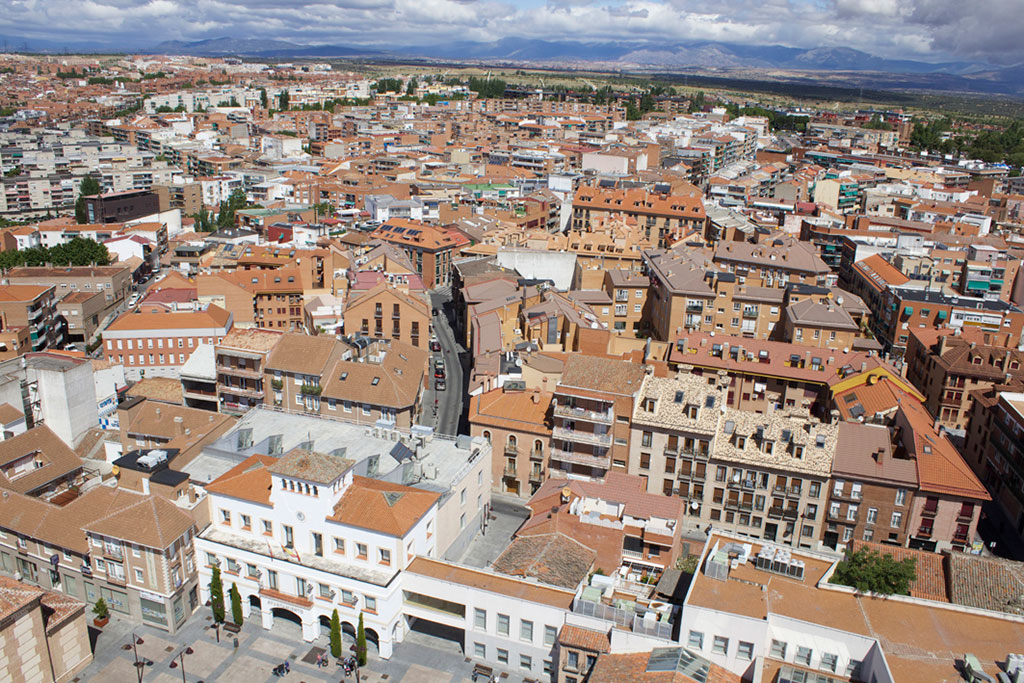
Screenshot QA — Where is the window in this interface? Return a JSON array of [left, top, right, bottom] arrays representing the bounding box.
[[688, 631, 704, 650], [520, 619, 533, 642], [262, 520, 272, 535], [379, 548, 391, 565], [795, 646, 813, 666], [895, 488, 907, 506], [240, 514, 251, 530], [567, 651, 580, 671], [365, 596, 377, 612], [319, 583, 331, 599], [867, 507, 878, 524], [341, 590, 355, 605], [520, 654, 532, 670], [770, 640, 787, 659], [356, 543, 367, 560], [712, 636, 729, 655], [334, 538, 345, 554], [847, 505, 858, 521], [544, 625, 557, 647], [220, 509, 231, 525], [738, 641, 754, 660], [134, 568, 144, 583], [497, 613, 510, 636], [821, 652, 838, 672], [474, 643, 486, 659], [283, 525, 294, 549], [497, 649, 508, 665], [891, 511, 903, 528], [246, 563, 258, 578], [475, 608, 487, 630], [809, 482, 821, 498], [296, 577, 307, 598]]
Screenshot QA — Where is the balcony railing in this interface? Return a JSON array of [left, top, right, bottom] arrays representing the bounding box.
[[504, 444, 519, 455], [549, 447, 611, 469], [921, 505, 938, 518], [529, 449, 544, 461], [503, 467, 517, 477], [103, 546, 123, 561], [219, 384, 264, 399], [216, 363, 263, 380], [529, 470, 545, 482], [552, 426, 613, 447], [553, 404, 614, 424]]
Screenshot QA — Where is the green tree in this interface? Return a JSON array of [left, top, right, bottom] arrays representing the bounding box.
[[372, 78, 403, 94], [829, 547, 916, 596], [192, 208, 214, 232], [625, 99, 641, 121], [406, 78, 418, 96], [259, 87, 268, 109], [92, 597, 109, 620], [229, 582, 243, 625], [75, 174, 101, 224], [329, 609, 342, 658], [688, 90, 706, 114], [216, 188, 248, 230], [278, 90, 290, 110], [356, 612, 367, 666], [210, 564, 225, 623]]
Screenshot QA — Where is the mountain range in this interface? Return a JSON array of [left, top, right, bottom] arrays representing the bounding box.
[[5, 33, 1023, 97]]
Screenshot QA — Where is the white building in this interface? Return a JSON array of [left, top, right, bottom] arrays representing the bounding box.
[[196, 448, 442, 657]]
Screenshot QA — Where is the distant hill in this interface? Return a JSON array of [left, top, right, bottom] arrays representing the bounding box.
[[146, 37, 382, 59]]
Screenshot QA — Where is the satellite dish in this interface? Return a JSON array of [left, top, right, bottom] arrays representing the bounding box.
[[111, 465, 120, 476], [561, 487, 572, 499], [690, 501, 699, 510]]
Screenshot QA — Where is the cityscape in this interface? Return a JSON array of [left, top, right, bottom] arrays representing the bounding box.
[[1, 5, 1024, 683]]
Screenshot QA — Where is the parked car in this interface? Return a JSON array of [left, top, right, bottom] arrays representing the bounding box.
[[434, 358, 445, 378], [435, 378, 446, 391], [430, 336, 441, 352]]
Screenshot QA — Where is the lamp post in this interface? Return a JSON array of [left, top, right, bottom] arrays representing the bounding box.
[[168, 646, 194, 683], [121, 633, 150, 683]]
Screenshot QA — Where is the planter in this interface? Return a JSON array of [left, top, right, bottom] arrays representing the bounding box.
[[93, 616, 109, 628]]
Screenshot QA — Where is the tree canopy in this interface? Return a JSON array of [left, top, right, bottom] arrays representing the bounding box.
[[75, 175, 101, 224], [829, 547, 916, 596], [0, 237, 111, 270]]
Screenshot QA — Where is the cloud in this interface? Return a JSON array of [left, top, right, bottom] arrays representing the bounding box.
[[0, 0, 1017, 64]]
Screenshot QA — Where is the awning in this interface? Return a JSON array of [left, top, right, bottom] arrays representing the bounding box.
[[903, 306, 913, 316], [937, 310, 948, 321]]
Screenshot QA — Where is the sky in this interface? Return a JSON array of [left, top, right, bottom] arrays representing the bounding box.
[[0, 0, 1020, 65]]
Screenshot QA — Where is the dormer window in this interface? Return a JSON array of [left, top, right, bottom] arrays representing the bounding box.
[[674, 391, 685, 404]]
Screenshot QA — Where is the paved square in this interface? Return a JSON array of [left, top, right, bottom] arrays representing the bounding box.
[[403, 663, 454, 683], [216, 655, 273, 683], [134, 632, 174, 662], [250, 635, 296, 659], [184, 639, 227, 678]]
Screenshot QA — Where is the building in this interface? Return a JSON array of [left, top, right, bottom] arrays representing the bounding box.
[[963, 390, 1024, 545], [6, 265, 132, 321], [781, 298, 861, 350], [0, 284, 60, 352], [82, 189, 160, 224], [0, 575, 92, 683], [215, 328, 283, 415], [550, 355, 647, 480], [196, 447, 442, 656], [104, 304, 233, 381], [572, 187, 707, 249], [905, 327, 1024, 430], [369, 219, 472, 288], [468, 386, 553, 498], [344, 282, 431, 349]]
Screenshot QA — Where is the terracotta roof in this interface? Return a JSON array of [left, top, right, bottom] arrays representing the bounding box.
[[531, 472, 683, 521], [0, 284, 51, 302], [82, 492, 195, 549], [330, 476, 439, 537], [405, 557, 575, 609], [854, 253, 910, 290], [832, 422, 917, 485], [265, 332, 339, 375], [468, 388, 553, 435], [124, 401, 233, 441], [0, 426, 83, 495], [492, 533, 595, 589], [946, 552, 1024, 616], [38, 587, 87, 634], [205, 454, 276, 506], [588, 649, 740, 683], [848, 540, 948, 602], [897, 401, 990, 499], [217, 327, 284, 353], [0, 403, 24, 425], [558, 354, 646, 396], [126, 377, 184, 405], [0, 574, 43, 622], [321, 340, 427, 409], [557, 624, 611, 653], [106, 304, 231, 332], [268, 449, 354, 485]]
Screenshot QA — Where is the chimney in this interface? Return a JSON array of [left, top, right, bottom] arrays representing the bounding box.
[[173, 416, 184, 436], [155, 407, 161, 418], [860, 361, 867, 372]]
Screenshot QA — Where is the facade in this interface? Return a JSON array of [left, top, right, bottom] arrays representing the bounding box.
[[964, 390, 1024, 544], [344, 283, 431, 349], [104, 304, 233, 381], [369, 219, 471, 289], [571, 187, 707, 248], [196, 449, 442, 657], [468, 386, 553, 498], [549, 356, 646, 481], [0, 284, 60, 352], [215, 328, 283, 415], [6, 265, 132, 321], [83, 189, 160, 224]]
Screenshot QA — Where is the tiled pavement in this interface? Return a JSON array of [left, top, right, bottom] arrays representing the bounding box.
[[76, 610, 534, 683]]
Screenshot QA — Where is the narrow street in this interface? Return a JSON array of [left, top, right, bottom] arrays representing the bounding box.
[[425, 286, 467, 436]]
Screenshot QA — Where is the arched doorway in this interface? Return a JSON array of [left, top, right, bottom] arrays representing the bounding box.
[[249, 595, 262, 613], [319, 614, 332, 638], [365, 627, 380, 656], [271, 607, 302, 626]]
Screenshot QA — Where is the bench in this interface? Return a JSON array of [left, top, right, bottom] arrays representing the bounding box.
[[222, 622, 241, 634], [471, 663, 493, 682]]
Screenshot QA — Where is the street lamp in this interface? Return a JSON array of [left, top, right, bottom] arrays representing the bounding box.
[[121, 633, 150, 683], [168, 646, 195, 683]]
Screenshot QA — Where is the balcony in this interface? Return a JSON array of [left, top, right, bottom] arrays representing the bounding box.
[[921, 505, 938, 518], [553, 426, 613, 448], [686, 304, 704, 313], [216, 363, 263, 380], [103, 545, 123, 561], [503, 467, 517, 477], [529, 469, 545, 483], [553, 404, 614, 424], [529, 449, 545, 461], [549, 447, 611, 469], [219, 384, 264, 400], [742, 309, 758, 319], [504, 444, 519, 456]]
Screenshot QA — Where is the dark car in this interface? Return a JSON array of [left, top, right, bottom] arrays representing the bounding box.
[[435, 378, 446, 391], [430, 338, 441, 352]]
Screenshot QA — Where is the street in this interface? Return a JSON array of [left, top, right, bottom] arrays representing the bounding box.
[[425, 285, 467, 436]]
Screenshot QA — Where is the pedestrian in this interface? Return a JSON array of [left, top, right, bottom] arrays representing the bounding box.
[[284, 660, 290, 674]]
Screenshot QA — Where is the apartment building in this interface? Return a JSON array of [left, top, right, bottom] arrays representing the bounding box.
[[196, 448, 441, 655], [571, 187, 707, 248], [0, 575, 92, 683], [780, 298, 861, 350], [905, 327, 1024, 430], [602, 270, 649, 336], [82, 189, 160, 224], [630, 373, 839, 549], [0, 478, 200, 635], [345, 282, 431, 349], [713, 237, 832, 290], [6, 265, 132, 319], [104, 304, 233, 381], [215, 328, 283, 415], [550, 356, 647, 481], [964, 390, 1024, 544], [369, 219, 472, 288], [468, 386, 553, 497], [0, 284, 61, 351], [823, 422, 917, 549]]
